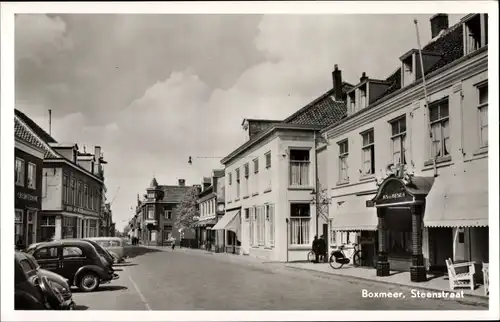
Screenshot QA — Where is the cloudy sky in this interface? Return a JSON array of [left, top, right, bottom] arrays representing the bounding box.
[[15, 13, 463, 230]]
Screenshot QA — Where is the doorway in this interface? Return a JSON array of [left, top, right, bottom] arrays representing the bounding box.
[[429, 227, 453, 272]]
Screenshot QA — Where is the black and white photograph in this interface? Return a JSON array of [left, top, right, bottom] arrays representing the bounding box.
[[1, 1, 498, 321]]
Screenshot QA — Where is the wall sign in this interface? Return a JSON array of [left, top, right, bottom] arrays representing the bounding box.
[[373, 178, 414, 206], [63, 205, 97, 216], [16, 192, 39, 202]]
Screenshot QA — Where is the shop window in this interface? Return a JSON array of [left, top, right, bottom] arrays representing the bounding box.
[[15, 209, 24, 244]]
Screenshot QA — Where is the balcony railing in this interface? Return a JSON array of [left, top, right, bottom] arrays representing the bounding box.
[[289, 160, 310, 187]]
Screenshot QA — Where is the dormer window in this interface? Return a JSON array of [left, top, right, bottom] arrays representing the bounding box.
[[463, 14, 488, 55], [359, 84, 367, 110], [348, 92, 356, 114], [402, 54, 415, 87], [148, 192, 155, 199]]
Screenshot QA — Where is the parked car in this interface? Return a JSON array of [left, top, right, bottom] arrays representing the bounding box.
[[87, 237, 130, 263], [26, 240, 119, 292], [15, 251, 75, 310]]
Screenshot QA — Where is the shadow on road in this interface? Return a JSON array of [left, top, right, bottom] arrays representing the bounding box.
[[72, 285, 128, 293], [124, 247, 162, 259], [114, 263, 138, 267], [74, 305, 89, 310]]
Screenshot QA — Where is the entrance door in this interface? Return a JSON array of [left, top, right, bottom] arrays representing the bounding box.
[[430, 227, 453, 272]]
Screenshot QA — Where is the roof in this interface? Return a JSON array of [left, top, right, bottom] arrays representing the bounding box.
[[158, 185, 195, 203], [283, 82, 353, 126], [14, 109, 57, 144], [213, 169, 225, 178], [242, 118, 281, 126], [32, 239, 94, 248], [150, 177, 159, 188], [322, 17, 467, 134], [15, 115, 59, 159]]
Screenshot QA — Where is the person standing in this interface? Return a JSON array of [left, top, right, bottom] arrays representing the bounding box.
[[312, 235, 319, 263], [170, 236, 176, 250], [318, 235, 327, 263]]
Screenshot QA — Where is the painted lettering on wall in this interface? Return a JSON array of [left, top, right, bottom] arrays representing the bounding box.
[[63, 205, 97, 216], [16, 192, 38, 202]]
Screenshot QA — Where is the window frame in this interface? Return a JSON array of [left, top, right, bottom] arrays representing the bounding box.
[[33, 247, 59, 260], [289, 203, 311, 246], [62, 246, 85, 259], [337, 140, 349, 182], [165, 209, 172, 220], [428, 98, 450, 160], [63, 173, 69, 204], [389, 115, 407, 166], [70, 178, 76, 205], [477, 82, 488, 148], [361, 129, 375, 175], [27, 162, 36, 189], [148, 205, 155, 220], [15, 157, 25, 186]]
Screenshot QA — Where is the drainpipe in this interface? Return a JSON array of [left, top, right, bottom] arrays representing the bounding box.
[[314, 131, 319, 237]]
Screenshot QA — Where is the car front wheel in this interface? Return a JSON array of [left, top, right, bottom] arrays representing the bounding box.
[[78, 272, 100, 292]]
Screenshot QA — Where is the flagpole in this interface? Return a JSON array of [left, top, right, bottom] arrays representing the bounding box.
[[414, 19, 437, 177]]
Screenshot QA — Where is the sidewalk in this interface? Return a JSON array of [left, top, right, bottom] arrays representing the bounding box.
[[285, 262, 489, 303], [141, 245, 269, 266]]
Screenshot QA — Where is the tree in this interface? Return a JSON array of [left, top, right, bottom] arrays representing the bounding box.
[[174, 186, 200, 231]]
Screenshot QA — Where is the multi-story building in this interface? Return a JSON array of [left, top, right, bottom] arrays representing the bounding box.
[[136, 178, 196, 245], [322, 13, 488, 282], [220, 70, 352, 262], [15, 109, 107, 242], [14, 114, 47, 246], [195, 170, 225, 251]]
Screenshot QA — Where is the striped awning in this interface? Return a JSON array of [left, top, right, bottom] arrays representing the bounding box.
[[424, 165, 488, 228]]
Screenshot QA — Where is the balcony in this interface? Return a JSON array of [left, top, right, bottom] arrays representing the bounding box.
[[144, 218, 157, 226], [289, 160, 311, 188]]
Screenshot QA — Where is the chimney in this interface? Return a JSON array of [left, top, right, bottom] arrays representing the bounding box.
[[178, 179, 185, 187], [332, 64, 343, 101], [430, 14, 449, 38], [360, 72, 368, 82], [94, 146, 101, 161]]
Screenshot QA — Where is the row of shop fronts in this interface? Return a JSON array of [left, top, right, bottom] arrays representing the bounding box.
[[208, 13, 490, 285]]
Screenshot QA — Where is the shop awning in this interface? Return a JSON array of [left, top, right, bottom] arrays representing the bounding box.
[[331, 194, 378, 231], [424, 165, 488, 228], [193, 217, 217, 228], [212, 209, 241, 234]]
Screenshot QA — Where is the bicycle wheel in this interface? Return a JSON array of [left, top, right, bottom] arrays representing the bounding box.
[[353, 250, 363, 267], [307, 251, 316, 262], [329, 253, 344, 269]]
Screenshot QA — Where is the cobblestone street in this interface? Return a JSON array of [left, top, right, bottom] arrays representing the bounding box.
[[72, 248, 488, 310]]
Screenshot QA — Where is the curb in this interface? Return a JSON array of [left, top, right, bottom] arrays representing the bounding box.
[[285, 265, 489, 306]]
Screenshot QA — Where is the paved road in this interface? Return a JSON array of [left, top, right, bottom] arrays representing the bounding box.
[[72, 248, 487, 310]]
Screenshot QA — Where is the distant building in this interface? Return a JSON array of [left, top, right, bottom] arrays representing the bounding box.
[[135, 178, 196, 245], [194, 170, 225, 251]]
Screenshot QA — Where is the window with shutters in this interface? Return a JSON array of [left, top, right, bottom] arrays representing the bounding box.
[[253, 158, 259, 195], [252, 206, 258, 246], [249, 207, 254, 246], [258, 206, 265, 246], [264, 151, 272, 191], [243, 163, 249, 197]]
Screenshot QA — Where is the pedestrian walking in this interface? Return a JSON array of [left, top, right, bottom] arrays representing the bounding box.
[[312, 235, 320, 263], [170, 236, 176, 250]]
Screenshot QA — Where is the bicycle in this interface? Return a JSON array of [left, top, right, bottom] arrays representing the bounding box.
[[329, 243, 363, 269], [307, 250, 316, 262]]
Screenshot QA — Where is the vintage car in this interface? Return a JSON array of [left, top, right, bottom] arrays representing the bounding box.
[[86, 237, 130, 263], [15, 251, 75, 310], [27, 240, 119, 292]]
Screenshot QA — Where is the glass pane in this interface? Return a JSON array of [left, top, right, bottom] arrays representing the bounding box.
[[480, 106, 488, 126], [391, 121, 399, 136], [440, 102, 449, 118], [481, 125, 488, 146], [479, 86, 488, 105], [429, 106, 439, 122], [431, 123, 442, 157], [442, 119, 450, 139], [399, 117, 406, 133]]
